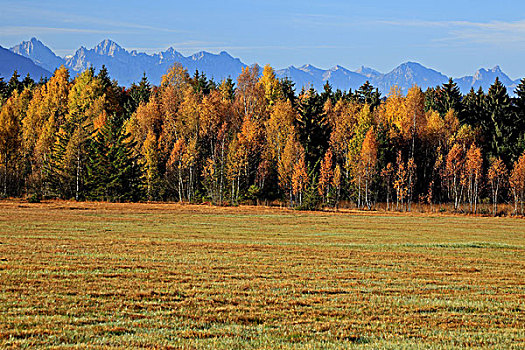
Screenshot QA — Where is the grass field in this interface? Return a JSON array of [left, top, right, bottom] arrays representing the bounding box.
[[0, 201, 524, 349]]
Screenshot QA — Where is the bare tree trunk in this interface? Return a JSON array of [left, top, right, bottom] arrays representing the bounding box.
[[358, 176, 361, 209], [178, 164, 183, 202], [75, 153, 80, 201], [3, 152, 8, 196]]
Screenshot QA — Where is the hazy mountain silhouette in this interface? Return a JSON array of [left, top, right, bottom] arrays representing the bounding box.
[[3, 38, 521, 94]]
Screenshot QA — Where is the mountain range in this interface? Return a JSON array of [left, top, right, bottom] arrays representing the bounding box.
[[0, 45, 51, 82], [2, 37, 522, 95]]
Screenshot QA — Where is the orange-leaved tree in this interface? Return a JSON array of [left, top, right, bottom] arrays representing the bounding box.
[[487, 157, 507, 216], [393, 151, 407, 211], [360, 128, 378, 209], [292, 152, 309, 206], [509, 151, 525, 215], [465, 144, 483, 213], [279, 136, 303, 206], [318, 148, 334, 205], [445, 143, 465, 211]]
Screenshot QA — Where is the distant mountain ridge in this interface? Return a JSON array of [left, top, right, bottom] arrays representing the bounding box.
[[11, 38, 65, 73], [0, 45, 51, 82], [3, 37, 522, 94], [9, 38, 246, 86]]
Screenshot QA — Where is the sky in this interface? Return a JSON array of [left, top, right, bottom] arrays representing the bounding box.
[[1, 0, 525, 79]]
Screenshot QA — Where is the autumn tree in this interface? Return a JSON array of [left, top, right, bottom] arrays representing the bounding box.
[[465, 144, 483, 213], [143, 131, 160, 200], [45, 68, 106, 199], [360, 128, 378, 209], [199, 90, 232, 204], [406, 157, 417, 211], [226, 136, 247, 204], [380, 86, 406, 140], [487, 157, 507, 216], [381, 162, 394, 211], [259, 65, 281, 105], [445, 143, 465, 211], [0, 91, 26, 195], [509, 151, 525, 215], [404, 85, 426, 157], [318, 148, 334, 205], [332, 164, 342, 209], [235, 65, 266, 124], [23, 66, 70, 193], [393, 151, 408, 210], [279, 136, 303, 206], [65, 68, 105, 133], [292, 151, 309, 206]]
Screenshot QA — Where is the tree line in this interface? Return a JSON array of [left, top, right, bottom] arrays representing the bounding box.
[[1, 64, 525, 215]]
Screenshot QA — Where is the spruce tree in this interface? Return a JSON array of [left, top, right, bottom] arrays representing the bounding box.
[[279, 78, 296, 107], [21, 73, 35, 90], [124, 73, 151, 120], [296, 87, 330, 171], [321, 81, 334, 105], [7, 71, 21, 96], [424, 87, 438, 112], [436, 78, 462, 117], [512, 79, 525, 159], [357, 81, 381, 110], [86, 116, 143, 201], [0, 77, 7, 101], [97, 65, 112, 91], [485, 77, 513, 162], [460, 87, 487, 127]]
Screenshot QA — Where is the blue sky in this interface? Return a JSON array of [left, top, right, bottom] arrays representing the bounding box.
[[1, 0, 524, 78]]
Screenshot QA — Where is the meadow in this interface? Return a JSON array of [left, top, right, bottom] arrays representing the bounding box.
[[0, 201, 523, 349]]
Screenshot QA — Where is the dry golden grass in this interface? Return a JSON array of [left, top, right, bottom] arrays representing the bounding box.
[[0, 200, 524, 349]]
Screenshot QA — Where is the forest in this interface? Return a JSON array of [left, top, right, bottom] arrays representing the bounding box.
[[0, 63, 524, 215]]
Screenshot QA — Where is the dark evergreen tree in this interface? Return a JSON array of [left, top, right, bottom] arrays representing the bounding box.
[[512, 79, 525, 158], [296, 87, 330, 171], [0, 77, 8, 101], [7, 70, 21, 96], [462, 87, 486, 128], [45, 125, 90, 200], [357, 81, 381, 110], [37, 76, 49, 87], [86, 116, 143, 201], [424, 87, 438, 112], [190, 70, 215, 95], [435, 78, 462, 117], [321, 81, 335, 105], [485, 78, 513, 162], [333, 88, 343, 103], [97, 65, 112, 91], [21, 73, 35, 90], [123, 73, 152, 120], [279, 77, 296, 107]]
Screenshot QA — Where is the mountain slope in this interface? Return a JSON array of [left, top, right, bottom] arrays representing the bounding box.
[[0, 46, 52, 81], [276, 64, 367, 92], [372, 62, 449, 94], [455, 66, 518, 94], [63, 39, 246, 86], [10, 37, 65, 73]]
